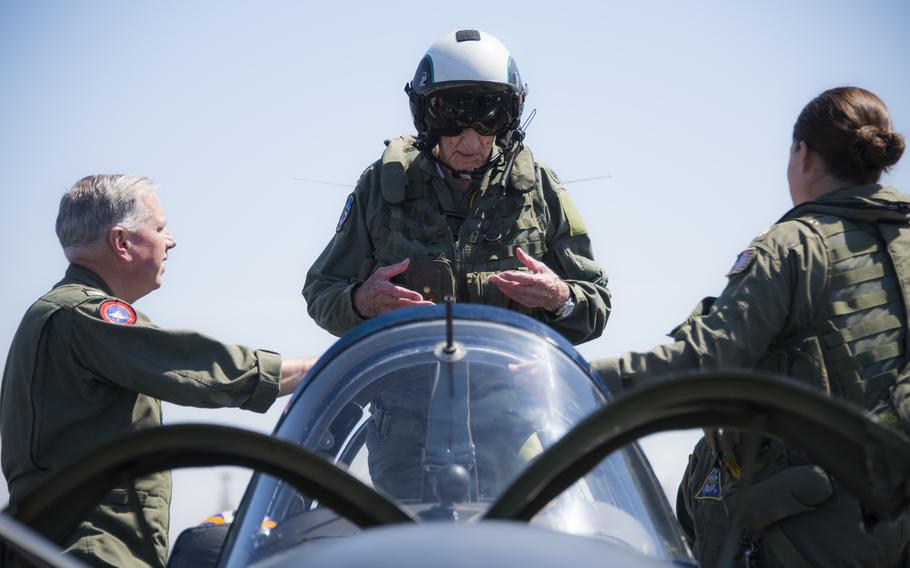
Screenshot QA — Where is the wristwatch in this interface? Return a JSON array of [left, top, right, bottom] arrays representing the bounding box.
[[554, 290, 576, 319]]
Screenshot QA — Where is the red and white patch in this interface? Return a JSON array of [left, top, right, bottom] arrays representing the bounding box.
[[99, 300, 136, 325]]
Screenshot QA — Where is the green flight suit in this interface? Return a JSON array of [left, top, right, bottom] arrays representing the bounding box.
[[594, 185, 910, 567], [0, 264, 282, 568], [302, 135, 611, 345]]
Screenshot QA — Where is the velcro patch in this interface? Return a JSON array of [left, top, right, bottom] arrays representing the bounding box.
[[336, 193, 354, 232], [99, 300, 136, 325], [695, 466, 723, 501], [557, 190, 588, 237], [727, 248, 756, 277]]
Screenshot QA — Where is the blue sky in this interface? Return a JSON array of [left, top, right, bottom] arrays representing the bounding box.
[[2, 0, 909, 550]]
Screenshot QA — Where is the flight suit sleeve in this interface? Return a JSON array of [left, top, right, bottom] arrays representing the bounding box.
[[592, 222, 828, 390], [676, 440, 705, 545], [302, 165, 379, 336], [537, 166, 612, 345], [70, 298, 281, 412]]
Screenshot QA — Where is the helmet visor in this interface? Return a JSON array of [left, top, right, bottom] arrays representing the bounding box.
[[424, 87, 517, 137]]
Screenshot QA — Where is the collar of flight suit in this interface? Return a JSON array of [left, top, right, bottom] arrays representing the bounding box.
[[781, 184, 910, 226], [58, 263, 116, 297], [413, 142, 538, 194]]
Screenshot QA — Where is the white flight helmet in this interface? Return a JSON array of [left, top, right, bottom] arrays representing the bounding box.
[[405, 30, 528, 150]]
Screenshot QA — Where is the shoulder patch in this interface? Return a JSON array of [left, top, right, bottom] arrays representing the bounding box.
[[695, 466, 723, 501], [99, 300, 136, 325], [726, 247, 756, 277], [336, 193, 354, 232], [557, 190, 588, 237]]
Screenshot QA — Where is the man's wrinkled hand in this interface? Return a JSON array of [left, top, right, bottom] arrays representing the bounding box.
[[488, 248, 570, 312], [353, 258, 435, 318]]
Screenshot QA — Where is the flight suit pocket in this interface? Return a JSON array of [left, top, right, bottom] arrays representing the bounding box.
[[391, 256, 456, 303], [737, 465, 833, 532], [763, 338, 830, 394], [548, 241, 605, 283], [787, 337, 831, 393], [75, 491, 169, 568], [467, 237, 542, 271], [684, 446, 733, 568]]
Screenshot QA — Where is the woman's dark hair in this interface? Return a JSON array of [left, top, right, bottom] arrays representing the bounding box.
[[793, 86, 905, 185]]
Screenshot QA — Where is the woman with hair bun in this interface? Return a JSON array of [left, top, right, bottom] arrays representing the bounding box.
[[594, 86, 909, 567]]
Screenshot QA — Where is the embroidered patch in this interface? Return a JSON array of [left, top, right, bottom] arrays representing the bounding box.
[[335, 193, 354, 232], [726, 248, 756, 276], [99, 300, 136, 325], [695, 467, 723, 501]]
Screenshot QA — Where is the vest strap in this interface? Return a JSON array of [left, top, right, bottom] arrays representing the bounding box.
[[829, 241, 882, 263], [856, 342, 903, 367], [841, 380, 865, 402], [499, 241, 547, 257], [838, 367, 899, 408], [380, 136, 418, 204], [834, 369, 865, 405], [829, 264, 892, 289], [828, 282, 901, 316], [864, 370, 899, 407], [822, 315, 902, 347]]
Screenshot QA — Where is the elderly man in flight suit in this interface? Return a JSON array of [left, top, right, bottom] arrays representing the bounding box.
[[303, 30, 610, 501], [303, 29, 610, 344], [0, 175, 315, 568]]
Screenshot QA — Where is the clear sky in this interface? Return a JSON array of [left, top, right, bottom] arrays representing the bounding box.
[[2, 0, 909, 552]]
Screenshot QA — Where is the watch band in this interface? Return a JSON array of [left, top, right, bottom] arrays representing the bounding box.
[[555, 291, 576, 319]]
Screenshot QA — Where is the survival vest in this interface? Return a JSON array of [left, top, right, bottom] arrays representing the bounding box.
[[762, 189, 910, 412], [366, 135, 550, 314]]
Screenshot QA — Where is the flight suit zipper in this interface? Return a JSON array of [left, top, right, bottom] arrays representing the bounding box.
[[439, 181, 472, 303], [454, 186, 487, 303], [450, 233, 465, 302]]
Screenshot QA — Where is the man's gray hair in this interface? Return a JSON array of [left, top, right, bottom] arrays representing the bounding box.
[[56, 175, 159, 251]]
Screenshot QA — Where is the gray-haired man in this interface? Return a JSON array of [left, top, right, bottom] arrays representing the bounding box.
[[1, 175, 314, 567]]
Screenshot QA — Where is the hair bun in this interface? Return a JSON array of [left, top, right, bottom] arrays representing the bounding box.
[[851, 125, 905, 170]]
